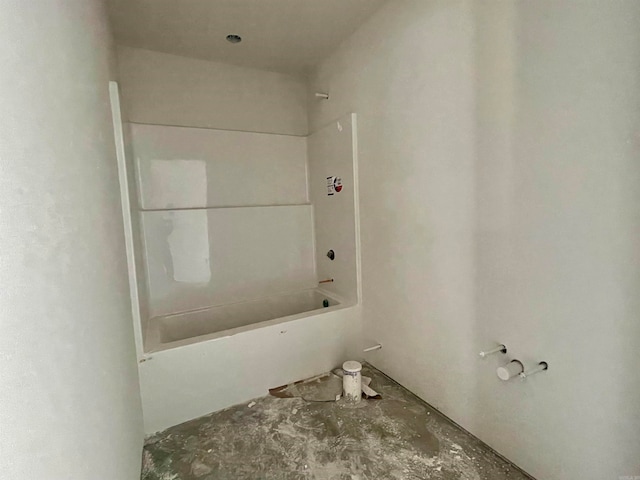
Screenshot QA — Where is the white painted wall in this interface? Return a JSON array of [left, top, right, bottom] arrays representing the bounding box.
[[132, 123, 308, 209], [309, 1, 640, 479], [309, 0, 478, 455], [0, 1, 143, 479], [308, 114, 360, 304], [141, 206, 316, 317], [474, 2, 640, 478], [117, 46, 308, 135]]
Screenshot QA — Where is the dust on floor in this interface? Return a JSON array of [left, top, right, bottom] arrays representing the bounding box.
[[142, 365, 533, 480]]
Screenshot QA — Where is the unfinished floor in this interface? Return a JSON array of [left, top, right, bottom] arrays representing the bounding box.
[[142, 366, 532, 480]]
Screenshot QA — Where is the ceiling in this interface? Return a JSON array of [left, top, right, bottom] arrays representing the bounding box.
[[107, 0, 386, 76]]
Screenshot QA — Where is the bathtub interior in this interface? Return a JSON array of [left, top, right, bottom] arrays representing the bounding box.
[[143, 289, 343, 352]]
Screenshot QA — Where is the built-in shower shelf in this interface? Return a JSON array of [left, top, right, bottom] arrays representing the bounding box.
[[139, 203, 311, 212]]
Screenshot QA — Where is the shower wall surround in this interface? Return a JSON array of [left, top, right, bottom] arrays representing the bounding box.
[[140, 206, 315, 317], [308, 114, 360, 304], [133, 124, 308, 209], [130, 123, 316, 318]]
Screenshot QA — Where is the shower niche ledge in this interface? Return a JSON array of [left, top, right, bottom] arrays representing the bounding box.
[[139, 202, 312, 211]]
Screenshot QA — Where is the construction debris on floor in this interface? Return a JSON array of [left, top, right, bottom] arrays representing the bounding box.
[[142, 365, 533, 480], [268, 368, 381, 403]]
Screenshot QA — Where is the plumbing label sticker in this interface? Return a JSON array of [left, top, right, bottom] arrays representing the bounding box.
[[327, 176, 343, 196]]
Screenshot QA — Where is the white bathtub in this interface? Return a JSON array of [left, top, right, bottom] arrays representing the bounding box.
[[139, 289, 360, 434]]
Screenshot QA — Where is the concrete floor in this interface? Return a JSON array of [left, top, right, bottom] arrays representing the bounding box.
[[142, 366, 533, 480]]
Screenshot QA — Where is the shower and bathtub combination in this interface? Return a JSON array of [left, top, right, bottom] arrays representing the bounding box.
[[111, 85, 361, 433]]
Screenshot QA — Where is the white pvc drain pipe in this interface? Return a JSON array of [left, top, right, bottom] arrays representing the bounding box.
[[342, 361, 362, 403]]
